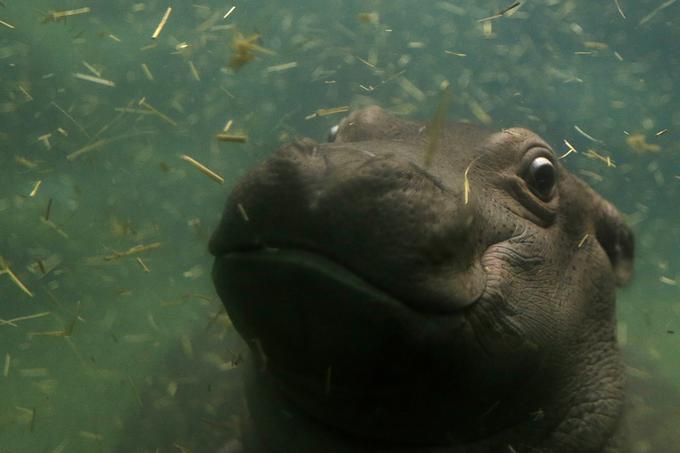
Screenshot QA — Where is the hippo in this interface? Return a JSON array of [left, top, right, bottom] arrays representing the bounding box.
[[210, 106, 634, 452]]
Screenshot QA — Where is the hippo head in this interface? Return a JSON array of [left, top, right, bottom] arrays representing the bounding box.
[[210, 106, 634, 451]]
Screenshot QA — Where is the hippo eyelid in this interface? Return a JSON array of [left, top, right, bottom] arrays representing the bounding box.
[[519, 147, 559, 197], [499, 147, 559, 226]]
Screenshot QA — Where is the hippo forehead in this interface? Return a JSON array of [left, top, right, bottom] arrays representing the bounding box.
[[334, 105, 550, 158]]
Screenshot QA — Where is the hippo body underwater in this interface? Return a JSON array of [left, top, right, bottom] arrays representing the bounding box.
[[210, 106, 634, 452]]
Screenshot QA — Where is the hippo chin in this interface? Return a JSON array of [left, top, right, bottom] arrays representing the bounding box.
[[210, 106, 634, 452]]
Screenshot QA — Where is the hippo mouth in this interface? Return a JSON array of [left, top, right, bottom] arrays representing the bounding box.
[[213, 242, 483, 312], [211, 245, 498, 441], [215, 246, 410, 311], [212, 244, 474, 357], [211, 244, 539, 444]]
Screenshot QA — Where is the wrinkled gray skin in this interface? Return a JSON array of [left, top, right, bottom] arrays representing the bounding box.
[[210, 106, 634, 453]]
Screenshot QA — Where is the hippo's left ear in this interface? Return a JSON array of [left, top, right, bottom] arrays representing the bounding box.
[[593, 198, 635, 286]]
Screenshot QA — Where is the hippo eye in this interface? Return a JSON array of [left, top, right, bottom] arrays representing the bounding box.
[[526, 156, 556, 200], [328, 124, 339, 142]]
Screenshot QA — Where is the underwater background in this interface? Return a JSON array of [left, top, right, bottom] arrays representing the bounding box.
[[0, 0, 678, 451]]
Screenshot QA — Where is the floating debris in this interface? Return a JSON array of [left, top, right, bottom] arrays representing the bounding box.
[[138, 97, 178, 127], [585, 149, 616, 168], [305, 105, 350, 120], [28, 254, 63, 277], [19, 368, 49, 378], [639, 0, 677, 26], [41, 7, 92, 24], [399, 77, 426, 102], [579, 170, 604, 182], [41, 217, 69, 239], [660, 276, 677, 286], [559, 140, 578, 159], [38, 133, 52, 150], [73, 72, 116, 87], [3, 353, 10, 377], [180, 155, 225, 184], [103, 242, 162, 261], [135, 257, 150, 273], [67, 131, 157, 161], [613, 0, 626, 18], [51, 101, 89, 138], [0, 18, 15, 29], [444, 50, 467, 57], [478, 1, 521, 22], [266, 61, 298, 72], [15, 156, 38, 169], [151, 7, 172, 39], [354, 55, 376, 69], [113, 107, 156, 115], [424, 86, 453, 168], [574, 125, 604, 144], [229, 33, 274, 70], [216, 133, 248, 143], [0, 312, 50, 327], [655, 129, 669, 137], [357, 11, 380, 24], [141, 63, 154, 80], [29, 180, 42, 197], [469, 99, 492, 125], [189, 60, 200, 81], [223, 5, 236, 20], [578, 234, 590, 248], [626, 133, 661, 153], [82, 60, 101, 77], [66, 139, 107, 160], [78, 431, 103, 441], [0, 256, 34, 298], [237, 203, 249, 222], [18, 85, 32, 101], [44, 198, 52, 221], [464, 162, 472, 205], [128, 375, 143, 408]]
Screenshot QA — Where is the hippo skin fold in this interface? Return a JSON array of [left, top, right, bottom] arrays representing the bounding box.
[[210, 106, 634, 453]]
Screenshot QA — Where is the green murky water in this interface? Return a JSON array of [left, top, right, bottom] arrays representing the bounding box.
[[1, 1, 678, 451]]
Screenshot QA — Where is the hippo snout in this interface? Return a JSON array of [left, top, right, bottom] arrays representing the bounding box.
[[210, 138, 486, 313]]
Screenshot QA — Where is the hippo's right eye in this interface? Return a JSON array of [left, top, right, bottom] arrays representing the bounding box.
[[328, 125, 339, 142], [526, 156, 556, 200]]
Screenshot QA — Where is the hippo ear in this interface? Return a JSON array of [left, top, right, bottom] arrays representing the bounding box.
[[593, 198, 635, 286]]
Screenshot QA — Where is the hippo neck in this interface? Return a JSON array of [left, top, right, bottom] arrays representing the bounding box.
[[239, 349, 625, 453]]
